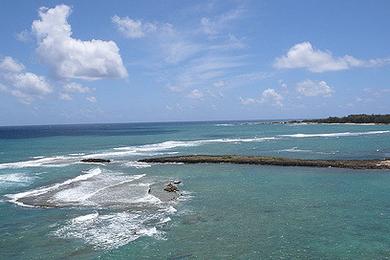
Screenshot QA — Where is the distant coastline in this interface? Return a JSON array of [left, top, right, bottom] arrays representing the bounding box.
[[289, 114, 390, 125]]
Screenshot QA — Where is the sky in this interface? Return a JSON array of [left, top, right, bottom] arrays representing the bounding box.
[[0, 0, 389, 125]]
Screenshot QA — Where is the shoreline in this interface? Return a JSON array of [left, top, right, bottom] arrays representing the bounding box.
[[140, 155, 390, 170]]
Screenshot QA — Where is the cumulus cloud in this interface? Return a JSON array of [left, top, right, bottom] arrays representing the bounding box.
[[274, 42, 389, 73], [296, 79, 333, 97], [32, 5, 127, 80], [0, 56, 25, 73], [0, 56, 52, 104], [112, 15, 157, 38], [240, 88, 283, 107], [188, 89, 204, 99], [260, 88, 283, 107]]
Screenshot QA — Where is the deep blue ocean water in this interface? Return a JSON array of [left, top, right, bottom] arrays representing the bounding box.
[[0, 121, 390, 259]]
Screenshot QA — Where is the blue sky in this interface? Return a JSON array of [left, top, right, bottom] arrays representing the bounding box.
[[0, 0, 389, 125]]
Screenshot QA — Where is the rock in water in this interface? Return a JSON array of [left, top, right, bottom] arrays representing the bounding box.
[[80, 158, 111, 163], [164, 183, 179, 192], [172, 180, 181, 185]]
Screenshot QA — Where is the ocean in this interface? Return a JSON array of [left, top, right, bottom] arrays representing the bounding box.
[[0, 121, 389, 259]]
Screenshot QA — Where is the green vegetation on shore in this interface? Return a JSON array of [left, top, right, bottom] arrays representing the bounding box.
[[140, 155, 390, 170], [290, 114, 390, 124]]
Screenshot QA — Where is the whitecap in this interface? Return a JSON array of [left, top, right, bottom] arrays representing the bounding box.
[[5, 167, 102, 207], [214, 123, 235, 127], [54, 209, 173, 250], [0, 156, 80, 170], [281, 130, 390, 138], [0, 136, 277, 170], [0, 173, 35, 187], [278, 147, 312, 153], [123, 161, 152, 169]]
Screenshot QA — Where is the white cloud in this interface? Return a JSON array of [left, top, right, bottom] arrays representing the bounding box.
[[63, 82, 91, 93], [163, 41, 201, 64], [213, 80, 225, 88], [86, 96, 97, 102], [0, 56, 25, 73], [59, 82, 92, 101], [260, 88, 283, 107], [240, 88, 283, 107], [112, 15, 157, 39], [274, 42, 389, 73], [200, 8, 243, 36], [59, 93, 72, 101], [239, 97, 256, 105], [16, 30, 32, 42], [113, 5, 256, 101], [296, 80, 333, 97], [166, 55, 245, 93], [0, 56, 52, 104], [188, 89, 203, 99], [32, 5, 127, 80], [113, 15, 200, 65]]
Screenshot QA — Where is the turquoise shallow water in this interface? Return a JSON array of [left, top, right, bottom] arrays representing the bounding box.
[[0, 122, 390, 259]]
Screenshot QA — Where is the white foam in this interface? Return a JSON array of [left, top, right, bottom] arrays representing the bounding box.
[[68, 153, 86, 156], [281, 130, 390, 138], [123, 161, 152, 169], [278, 147, 312, 153], [72, 212, 99, 223], [0, 156, 80, 170], [159, 217, 172, 224], [215, 123, 235, 126], [53, 174, 146, 204], [277, 147, 337, 155], [0, 136, 277, 169], [6, 167, 102, 206], [0, 173, 35, 187], [112, 137, 277, 154], [54, 209, 171, 250]]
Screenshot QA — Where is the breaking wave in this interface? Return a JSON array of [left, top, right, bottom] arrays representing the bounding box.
[[5, 167, 103, 207], [0, 137, 276, 169], [53, 210, 170, 250], [0, 173, 36, 188], [0, 131, 387, 170], [280, 130, 390, 138]]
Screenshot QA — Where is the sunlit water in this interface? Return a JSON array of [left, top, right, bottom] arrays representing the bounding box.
[[0, 121, 389, 259]]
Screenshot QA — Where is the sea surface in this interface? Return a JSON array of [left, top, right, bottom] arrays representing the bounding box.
[[0, 121, 390, 259]]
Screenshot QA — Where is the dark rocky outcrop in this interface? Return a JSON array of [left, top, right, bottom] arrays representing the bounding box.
[[164, 183, 179, 192], [80, 158, 111, 163], [140, 155, 390, 170]]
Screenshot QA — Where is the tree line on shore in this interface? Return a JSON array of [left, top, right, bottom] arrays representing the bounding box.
[[291, 114, 390, 124]]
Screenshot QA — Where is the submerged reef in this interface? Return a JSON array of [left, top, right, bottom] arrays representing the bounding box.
[[140, 155, 390, 170]]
